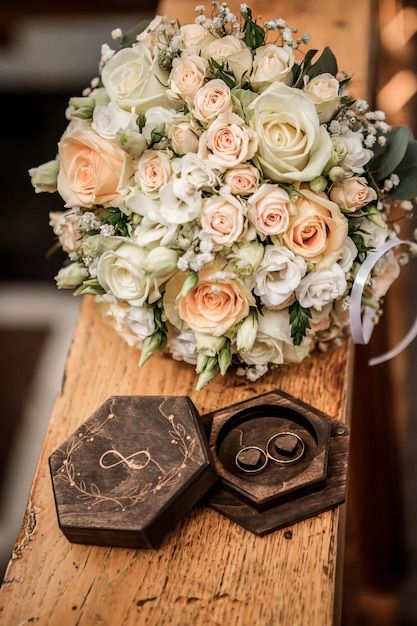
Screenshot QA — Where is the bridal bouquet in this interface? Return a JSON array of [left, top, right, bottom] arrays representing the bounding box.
[[30, 3, 417, 389]]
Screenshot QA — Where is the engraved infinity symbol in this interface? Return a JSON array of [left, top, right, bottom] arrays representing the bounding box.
[[99, 449, 152, 471]]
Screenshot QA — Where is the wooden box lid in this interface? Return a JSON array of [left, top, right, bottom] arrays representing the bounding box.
[[49, 395, 218, 549]]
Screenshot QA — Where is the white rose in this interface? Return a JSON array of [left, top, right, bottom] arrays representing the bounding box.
[[250, 44, 294, 92], [303, 73, 341, 123], [338, 237, 358, 273], [158, 178, 202, 224], [295, 264, 347, 309], [92, 101, 137, 139], [169, 118, 200, 155], [249, 245, 307, 308], [172, 154, 221, 192], [224, 164, 260, 195], [240, 308, 312, 365], [247, 184, 295, 237], [135, 150, 172, 196], [247, 82, 332, 182], [192, 79, 233, 123], [101, 45, 171, 113], [198, 112, 258, 169], [200, 194, 245, 247], [204, 35, 253, 84], [337, 130, 373, 174], [49, 210, 82, 253], [97, 239, 161, 306], [169, 55, 207, 100]]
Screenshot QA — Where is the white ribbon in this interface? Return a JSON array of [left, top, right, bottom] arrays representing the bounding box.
[[349, 238, 417, 365]]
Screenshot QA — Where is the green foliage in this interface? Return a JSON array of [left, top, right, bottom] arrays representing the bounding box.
[[293, 47, 338, 88], [121, 20, 151, 48], [241, 6, 265, 49], [102, 208, 129, 237], [208, 58, 237, 89], [289, 301, 311, 346]]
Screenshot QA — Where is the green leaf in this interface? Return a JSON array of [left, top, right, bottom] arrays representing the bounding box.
[[241, 7, 265, 49], [289, 301, 312, 346], [389, 139, 417, 199], [368, 125, 412, 180], [292, 49, 318, 87], [121, 20, 151, 48]]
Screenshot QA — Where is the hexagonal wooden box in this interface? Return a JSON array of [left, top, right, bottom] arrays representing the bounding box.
[[49, 395, 217, 548]]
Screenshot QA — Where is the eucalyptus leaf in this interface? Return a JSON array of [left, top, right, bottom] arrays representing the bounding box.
[[368, 125, 412, 180], [308, 46, 338, 79], [389, 140, 417, 199]]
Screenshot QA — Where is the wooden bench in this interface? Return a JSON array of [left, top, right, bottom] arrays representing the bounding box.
[[0, 1, 374, 623]]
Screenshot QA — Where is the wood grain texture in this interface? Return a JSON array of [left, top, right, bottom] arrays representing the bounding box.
[[0, 296, 353, 625]]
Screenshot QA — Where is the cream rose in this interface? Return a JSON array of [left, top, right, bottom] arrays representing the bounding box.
[[283, 186, 348, 268], [247, 82, 332, 183], [169, 118, 200, 155], [192, 79, 233, 123], [295, 264, 347, 309], [198, 112, 258, 169], [135, 150, 172, 196], [172, 153, 221, 192], [57, 128, 130, 208], [200, 194, 245, 247], [179, 23, 216, 53], [169, 55, 207, 100], [97, 239, 161, 306], [303, 73, 341, 123], [101, 45, 171, 113], [250, 245, 307, 308], [247, 184, 295, 237], [204, 35, 253, 84], [250, 44, 294, 92], [49, 210, 82, 253], [224, 164, 260, 196], [164, 266, 250, 336], [329, 176, 378, 212]]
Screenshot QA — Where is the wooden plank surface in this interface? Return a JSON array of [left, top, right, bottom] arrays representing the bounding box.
[[0, 0, 373, 623]]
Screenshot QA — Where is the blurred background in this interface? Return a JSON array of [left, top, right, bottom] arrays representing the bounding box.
[[0, 1, 416, 624]]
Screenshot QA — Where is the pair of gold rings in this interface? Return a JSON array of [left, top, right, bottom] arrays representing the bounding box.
[[235, 432, 305, 474]]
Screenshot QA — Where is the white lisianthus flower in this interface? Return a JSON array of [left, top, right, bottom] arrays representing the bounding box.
[[143, 246, 179, 278], [92, 101, 137, 139], [168, 329, 197, 364], [240, 308, 312, 366], [338, 237, 358, 274], [95, 294, 145, 347], [249, 245, 307, 307], [247, 82, 332, 183], [169, 55, 207, 100], [303, 73, 341, 123], [97, 239, 161, 306], [172, 153, 221, 192], [158, 178, 202, 224], [198, 112, 258, 169], [295, 264, 347, 309], [250, 44, 294, 92], [55, 263, 88, 289], [101, 45, 172, 113], [135, 150, 172, 197], [356, 216, 388, 249], [227, 240, 265, 276], [124, 304, 156, 340], [200, 194, 245, 247], [192, 79, 233, 123], [141, 106, 177, 144], [195, 332, 226, 355], [337, 130, 373, 174], [236, 310, 258, 352], [204, 35, 253, 84], [29, 160, 59, 193], [247, 184, 296, 238]]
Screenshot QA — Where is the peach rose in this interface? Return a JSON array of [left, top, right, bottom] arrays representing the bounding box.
[[168, 119, 200, 155], [192, 79, 233, 123], [303, 73, 341, 123], [198, 112, 258, 169], [200, 194, 245, 247], [164, 266, 250, 336], [329, 176, 378, 212], [135, 150, 172, 196], [283, 186, 348, 268], [179, 23, 216, 53], [57, 128, 130, 208], [224, 164, 260, 196], [248, 184, 296, 237]]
